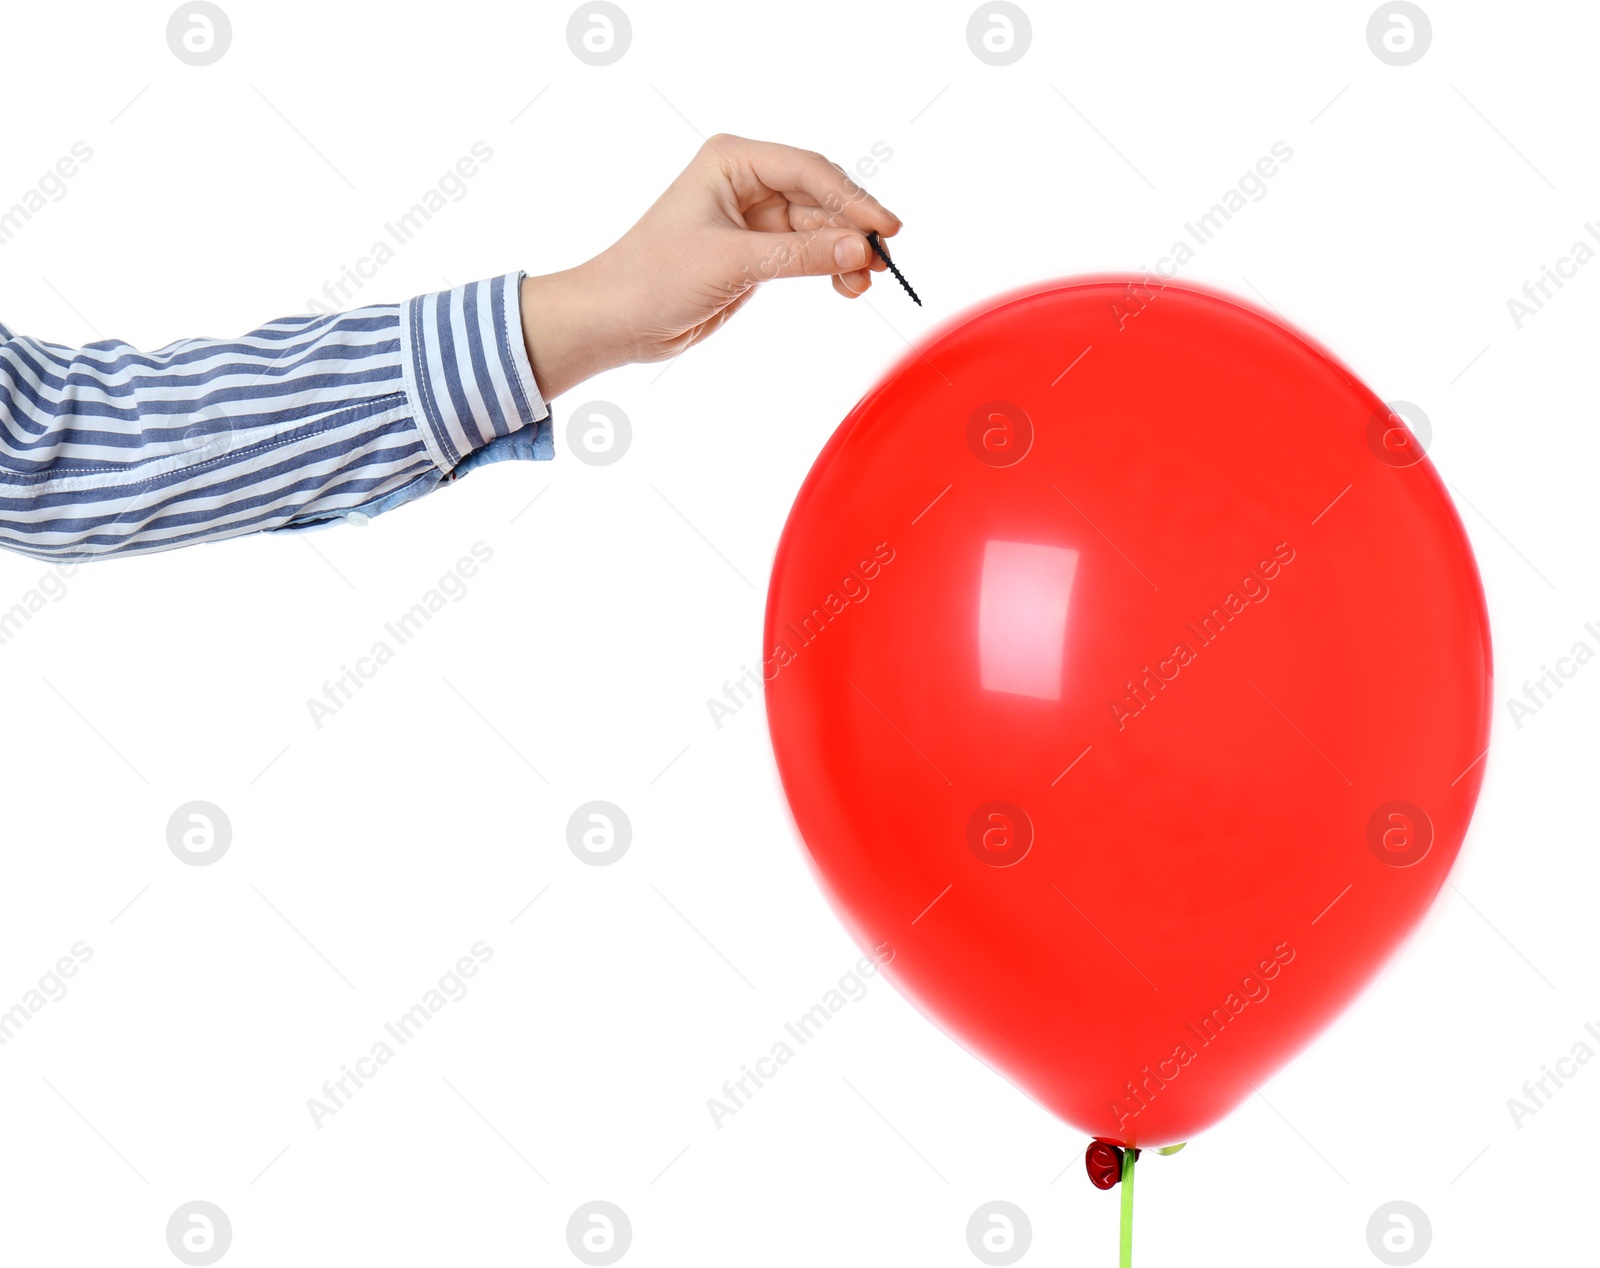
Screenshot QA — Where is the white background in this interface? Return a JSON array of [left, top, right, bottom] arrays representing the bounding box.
[[0, 1, 1595, 1264]]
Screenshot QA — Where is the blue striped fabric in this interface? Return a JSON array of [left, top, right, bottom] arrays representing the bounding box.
[[0, 271, 551, 561]]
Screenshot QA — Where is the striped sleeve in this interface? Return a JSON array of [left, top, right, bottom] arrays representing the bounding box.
[[0, 272, 550, 562]]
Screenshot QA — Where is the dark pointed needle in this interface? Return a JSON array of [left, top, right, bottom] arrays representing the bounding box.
[[866, 231, 921, 307]]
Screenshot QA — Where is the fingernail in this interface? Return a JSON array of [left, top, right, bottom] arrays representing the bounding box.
[[835, 236, 867, 269]]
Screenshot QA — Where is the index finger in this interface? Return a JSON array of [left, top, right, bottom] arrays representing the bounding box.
[[708, 134, 903, 237]]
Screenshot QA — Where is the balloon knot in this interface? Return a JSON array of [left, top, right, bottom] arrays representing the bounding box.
[[1085, 1141, 1139, 1189]]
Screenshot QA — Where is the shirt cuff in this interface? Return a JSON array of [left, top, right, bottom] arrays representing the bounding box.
[[397, 271, 551, 473]]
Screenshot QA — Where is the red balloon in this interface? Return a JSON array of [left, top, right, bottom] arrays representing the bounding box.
[[764, 277, 1491, 1148]]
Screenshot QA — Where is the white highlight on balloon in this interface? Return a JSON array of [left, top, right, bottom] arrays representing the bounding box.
[[978, 539, 1079, 700]]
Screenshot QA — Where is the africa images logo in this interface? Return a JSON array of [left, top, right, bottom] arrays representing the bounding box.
[[1110, 942, 1296, 1131], [705, 540, 895, 729], [1108, 542, 1297, 728]]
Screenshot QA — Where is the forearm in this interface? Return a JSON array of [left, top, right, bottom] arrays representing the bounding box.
[[0, 273, 550, 561], [517, 260, 635, 401]]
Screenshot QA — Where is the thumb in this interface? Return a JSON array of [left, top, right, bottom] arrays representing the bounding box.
[[734, 227, 871, 283]]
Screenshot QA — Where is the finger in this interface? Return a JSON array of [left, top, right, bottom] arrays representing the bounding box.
[[731, 226, 872, 282], [708, 134, 902, 237], [833, 269, 873, 298], [743, 190, 802, 235], [786, 203, 890, 270]]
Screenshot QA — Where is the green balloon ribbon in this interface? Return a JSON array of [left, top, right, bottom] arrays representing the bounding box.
[[1118, 1148, 1137, 1268]]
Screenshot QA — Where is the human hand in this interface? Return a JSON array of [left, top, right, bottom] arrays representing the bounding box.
[[518, 133, 904, 400]]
